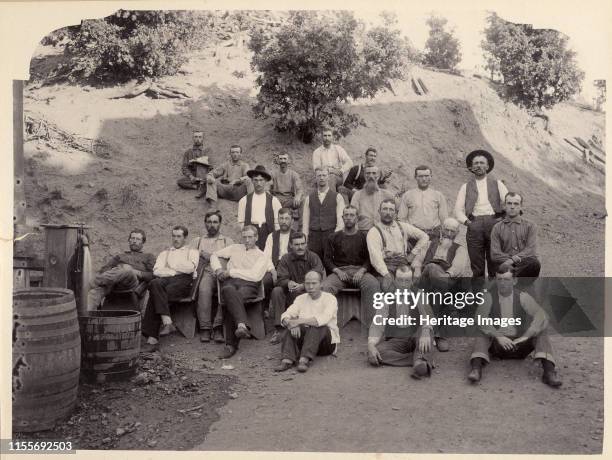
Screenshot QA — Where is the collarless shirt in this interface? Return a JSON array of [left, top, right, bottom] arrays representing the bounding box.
[[281, 291, 340, 344], [153, 246, 199, 278], [210, 244, 271, 282], [350, 188, 395, 231], [237, 192, 282, 227], [312, 144, 353, 176], [455, 178, 509, 222], [398, 187, 448, 230]]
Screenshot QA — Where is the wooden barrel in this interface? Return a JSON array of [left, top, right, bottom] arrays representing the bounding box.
[[79, 310, 141, 383], [12, 288, 81, 432]]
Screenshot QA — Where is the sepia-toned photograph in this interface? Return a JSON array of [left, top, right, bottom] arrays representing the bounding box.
[[6, 3, 607, 456]]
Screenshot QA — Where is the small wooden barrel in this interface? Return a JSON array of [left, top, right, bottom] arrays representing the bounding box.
[[12, 288, 81, 432], [79, 310, 141, 383]]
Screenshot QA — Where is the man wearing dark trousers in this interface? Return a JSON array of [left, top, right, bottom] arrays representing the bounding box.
[[210, 225, 272, 359], [141, 226, 199, 353], [269, 233, 325, 344], [274, 271, 339, 373], [454, 150, 508, 288], [302, 167, 344, 261], [177, 130, 213, 192]]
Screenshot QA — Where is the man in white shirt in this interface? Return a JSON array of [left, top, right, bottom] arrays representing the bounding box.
[[274, 271, 339, 373], [454, 150, 508, 287], [237, 165, 282, 250], [312, 128, 353, 194], [141, 226, 200, 352], [302, 168, 345, 261], [211, 225, 272, 359]]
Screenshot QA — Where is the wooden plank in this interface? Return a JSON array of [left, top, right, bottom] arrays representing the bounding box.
[[13, 80, 26, 226], [42, 226, 79, 288], [417, 77, 429, 94], [411, 78, 422, 96], [574, 137, 590, 150], [588, 140, 605, 155]]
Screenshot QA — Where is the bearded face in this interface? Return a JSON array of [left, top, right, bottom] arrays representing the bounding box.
[[364, 176, 379, 194]]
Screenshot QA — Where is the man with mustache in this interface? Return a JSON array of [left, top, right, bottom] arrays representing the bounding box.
[[177, 130, 213, 193], [343, 147, 392, 201], [350, 165, 395, 231], [203, 145, 253, 204], [270, 153, 303, 229], [312, 128, 353, 194], [454, 150, 508, 288]]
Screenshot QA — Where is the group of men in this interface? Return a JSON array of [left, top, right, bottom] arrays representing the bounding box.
[[85, 129, 559, 385]]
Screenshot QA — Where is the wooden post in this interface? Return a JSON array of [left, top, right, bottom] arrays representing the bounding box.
[[13, 256, 32, 289], [14, 80, 26, 226], [42, 224, 81, 289]]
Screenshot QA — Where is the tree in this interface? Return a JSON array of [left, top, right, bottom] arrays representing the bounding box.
[[482, 12, 584, 112], [248, 11, 411, 142], [423, 15, 462, 71], [593, 80, 606, 111]]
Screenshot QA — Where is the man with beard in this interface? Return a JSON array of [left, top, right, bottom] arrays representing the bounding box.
[[269, 233, 325, 344], [270, 153, 303, 227], [350, 166, 395, 231], [302, 168, 345, 261], [455, 150, 508, 287], [203, 145, 253, 203], [467, 265, 561, 388], [87, 229, 156, 311], [321, 206, 380, 325], [177, 130, 213, 193], [343, 147, 392, 200], [312, 128, 353, 193], [398, 165, 449, 243], [418, 217, 472, 352], [237, 165, 283, 250], [189, 211, 234, 343], [490, 192, 541, 288]]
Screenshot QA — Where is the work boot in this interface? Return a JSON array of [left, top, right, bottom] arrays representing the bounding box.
[[541, 360, 562, 387], [411, 360, 430, 380], [218, 345, 237, 359], [212, 327, 224, 343], [467, 367, 482, 383], [235, 324, 251, 340], [200, 329, 211, 343], [195, 183, 206, 199], [297, 358, 309, 373], [159, 323, 176, 337], [269, 330, 282, 345]]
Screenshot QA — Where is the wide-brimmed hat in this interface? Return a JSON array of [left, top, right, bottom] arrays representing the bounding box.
[[466, 149, 494, 173], [189, 155, 210, 167], [247, 165, 272, 181]]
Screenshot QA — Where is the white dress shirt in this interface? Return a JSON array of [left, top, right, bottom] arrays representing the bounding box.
[[454, 178, 509, 224], [210, 244, 272, 282], [263, 231, 290, 266], [237, 192, 282, 227], [153, 246, 199, 277]]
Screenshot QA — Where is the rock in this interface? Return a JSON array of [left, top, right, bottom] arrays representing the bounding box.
[[229, 392, 239, 399], [134, 422, 142, 427], [392, 406, 400, 411], [88, 183, 94, 188], [116, 428, 126, 436], [221, 364, 235, 370], [147, 440, 158, 447]]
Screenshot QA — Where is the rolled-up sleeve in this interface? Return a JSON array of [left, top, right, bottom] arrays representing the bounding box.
[[403, 223, 429, 263], [367, 227, 388, 277]]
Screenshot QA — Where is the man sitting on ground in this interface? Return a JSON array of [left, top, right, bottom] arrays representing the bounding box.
[[177, 130, 213, 193], [467, 265, 562, 388], [275, 271, 339, 373], [86, 229, 156, 311], [203, 144, 252, 204]]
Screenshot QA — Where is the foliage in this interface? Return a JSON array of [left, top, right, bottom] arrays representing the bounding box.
[[423, 15, 462, 71], [62, 10, 211, 82], [482, 12, 584, 111], [248, 11, 411, 142], [593, 80, 606, 111]]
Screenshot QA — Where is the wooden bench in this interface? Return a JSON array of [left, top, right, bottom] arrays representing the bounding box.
[[168, 258, 208, 339], [337, 288, 367, 328]]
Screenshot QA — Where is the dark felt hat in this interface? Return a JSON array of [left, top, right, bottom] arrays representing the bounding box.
[[246, 165, 272, 181], [466, 149, 494, 173]]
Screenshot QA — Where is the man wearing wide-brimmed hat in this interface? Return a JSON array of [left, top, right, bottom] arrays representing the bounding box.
[[237, 164, 282, 251], [454, 149, 508, 287]]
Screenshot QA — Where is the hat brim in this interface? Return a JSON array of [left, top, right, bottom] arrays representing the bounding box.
[[247, 170, 272, 181], [466, 150, 494, 173]]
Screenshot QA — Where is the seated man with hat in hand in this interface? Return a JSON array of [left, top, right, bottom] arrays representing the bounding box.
[[177, 130, 213, 194], [275, 271, 339, 373]]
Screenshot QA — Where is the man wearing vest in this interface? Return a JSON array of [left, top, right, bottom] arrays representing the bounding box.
[[302, 168, 345, 262], [454, 150, 508, 287], [350, 166, 396, 231], [270, 153, 303, 229], [269, 233, 326, 344], [490, 192, 541, 288], [177, 130, 214, 192], [343, 147, 392, 200], [366, 199, 429, 291], [467, 265, 562, 388], [237, 165, 282, 251], [189, 211, 234, 344], [398, 165, 449, 243], [312, 128, 353, 194], [262, 208, 294, 315], [418, 217, 472, 352], [321, 206, 380, 327]]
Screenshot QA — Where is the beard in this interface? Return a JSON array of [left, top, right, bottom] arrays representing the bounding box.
[[207, 228, 220, 237], [364, 179, 379, 194]]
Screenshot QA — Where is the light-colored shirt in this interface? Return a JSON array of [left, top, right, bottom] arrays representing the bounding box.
[[209, 160, 250, 183], [475, 290, 549, 338], [237, 192, 282, 227], [421, 240, 472, 278], [398, 188, 448, 230], [312, 144, 353, 177], [210, 244, 272, 282], [366, 221, 429, 277], [189, 234, 234, 272], [263, 231, 290, 266], [302, 188, 345, 237], [454, 178, 509, 224], [281, 291, 340, 344], [271, 169, 303, 200], [153, 246, 199, 278], [351, 188, 395, 231]]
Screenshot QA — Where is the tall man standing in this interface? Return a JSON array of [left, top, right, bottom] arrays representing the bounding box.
[[189, 211, 234, 343], [398, 165, 449, 242], [204, 145, 252, 203], [302, 168, 345, 262], [177, 130, 213, 192], [350, 166, 395, 231], [454, 150, 508, 286], [490, 192, 541, 287], [141, 226, 199, 352], [237, 165, 282, 250], [312, 128, 353, 193], [270, 153, 303, 227]]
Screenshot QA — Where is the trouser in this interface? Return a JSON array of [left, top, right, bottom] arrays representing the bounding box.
[[87, 266, 140, 311], [492, 256, 541, 288], [220, 277, 260, 348], [321, 267, 380, 326], [206, 179, 253, 202], [281, 325, 334, 362], [307, 229, 334, 263], [142, 274, 192, 339], [466, 215, 500, 286], [262, 271, 274, 312], [377, 334, 434, 368], [177, 176, 199, 190], [197, 271, 222, 330], [269, 286, 300, 327], [470, 330, 556, 365]]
